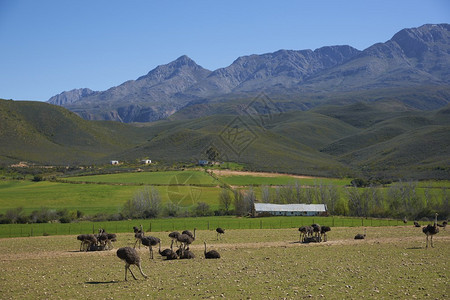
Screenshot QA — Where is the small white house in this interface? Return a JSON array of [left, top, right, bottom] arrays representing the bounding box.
[[141, 159, 152, 164], [254, 203, 327, 217], [110, 160, 119, 165]]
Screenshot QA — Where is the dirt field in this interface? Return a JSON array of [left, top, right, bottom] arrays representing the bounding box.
[[212, 169, 319, 179], [0, 226, 448, 299]]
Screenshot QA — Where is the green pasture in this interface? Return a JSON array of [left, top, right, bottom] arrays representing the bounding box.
[[218, 174, 351, 186], [63, 170, 219, 185], [0, 180, 221, 215], [0, 215, 410, 238]]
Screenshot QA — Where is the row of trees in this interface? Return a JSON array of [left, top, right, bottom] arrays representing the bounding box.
[[217, 181, 449, 219]]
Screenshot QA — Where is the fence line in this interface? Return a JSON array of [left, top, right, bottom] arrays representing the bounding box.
[[0, 216, 408, 238]]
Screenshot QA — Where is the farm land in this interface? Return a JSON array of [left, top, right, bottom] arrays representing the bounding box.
[[0, 169, 449, 298], [0, 226, 448, 299]]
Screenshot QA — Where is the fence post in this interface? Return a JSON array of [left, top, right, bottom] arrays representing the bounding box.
[[149, 222, 152, 232], [208, 221, 210, 230], [260, 220, 263, 229], [31, 226, 33, 237], [332, 217, 335, 227], [361, 218, 363, 226], [92, 224, 95, 234]]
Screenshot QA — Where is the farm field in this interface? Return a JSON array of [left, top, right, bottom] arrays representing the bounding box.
[[0, 226, 448, 299], [0, 179, 221, 215], [63, 170, 219, 186]]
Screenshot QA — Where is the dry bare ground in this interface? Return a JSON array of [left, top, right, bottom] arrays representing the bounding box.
[[0, 226, 448, 299], [211, 169, 318, 179]]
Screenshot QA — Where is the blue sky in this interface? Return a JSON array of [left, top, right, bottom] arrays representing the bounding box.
[[1, 0, 449, 101]]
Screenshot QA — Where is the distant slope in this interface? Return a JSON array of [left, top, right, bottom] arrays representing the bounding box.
[[2, 99, 449, 179], [0, 99, 148, 164]]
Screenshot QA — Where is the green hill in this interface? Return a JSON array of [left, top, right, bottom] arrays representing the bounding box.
[[0, 99, 148, 164], [1, 99, 449, 179]]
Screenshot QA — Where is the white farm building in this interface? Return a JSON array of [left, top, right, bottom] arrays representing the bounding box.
[[254, 203, 327, 217]]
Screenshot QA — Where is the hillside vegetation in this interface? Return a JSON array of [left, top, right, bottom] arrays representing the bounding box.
[[1, 99, 449, 179]]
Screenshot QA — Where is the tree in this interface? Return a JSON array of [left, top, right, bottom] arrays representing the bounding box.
[[206, 146, 220, 162], [122, 186, 161, 219], [195, 202, 211, 216], [244, 187, 256, 216], [233, 189, 246, 216], [219, 188, 232, 212], [261, 185, 271, 203]]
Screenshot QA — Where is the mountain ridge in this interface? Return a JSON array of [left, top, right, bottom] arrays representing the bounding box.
[[48, 23, 450, 123]]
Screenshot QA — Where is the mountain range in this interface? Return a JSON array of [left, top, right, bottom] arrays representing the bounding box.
[[48, 24, 450, 123]]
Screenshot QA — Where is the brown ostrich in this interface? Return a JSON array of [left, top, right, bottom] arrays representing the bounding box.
[[116, 247, 147, 281], [298, 226, 311, 242], [422, 213, 439, 248], [140, 235, 161, 259], [216, 227, 225, 240], [204, 241, 220, 259], [168, 231, 180, 246], [133, 225, 144, 248]]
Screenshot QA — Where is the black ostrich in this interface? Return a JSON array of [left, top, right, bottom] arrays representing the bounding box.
[[116, 247, 148, 281], [422, 213, 439, 248], [354, 228, 366, 240], [141, 235, 161, 259], [437, 221, 447, 230], [204, 241, 220, 259], [320, 226, 331, 242], [216, 227, 225, 240], [168, 231, 181, 246], [414, 221, 421, 228], [158, 241, 178, 260], [403, 216, 408, 224]]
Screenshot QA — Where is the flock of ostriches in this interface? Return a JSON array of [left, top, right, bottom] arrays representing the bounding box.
[[77, 215, 446, 281]]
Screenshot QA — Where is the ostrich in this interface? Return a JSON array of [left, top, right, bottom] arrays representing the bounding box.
[[77, 234, 97, 251], [354, 228, 366, 240], [204, 241, 220, 259], [320, 226, 331, 242], [216, 228, 225, 240], [140, 235, 161, 259], [414, 221, 421, 228], [133, 225, 144, 248], [437, 221, 447, 230], [178, 228, 196, 250], [422, 213, 439, 248], [403, 216, 408, 224], [168, 231, 181, 247], [311, 223, 321, 241], [159, 241, 177, 260], [179, 246, 195, 259], [182, 228, 196, 240], [298, 226, 310, 242], [116, 247, 147, 281]]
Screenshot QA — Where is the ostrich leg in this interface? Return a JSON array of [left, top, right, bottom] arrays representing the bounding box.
[[137, 262, 147, 278], [125, 264, 138, 281]]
